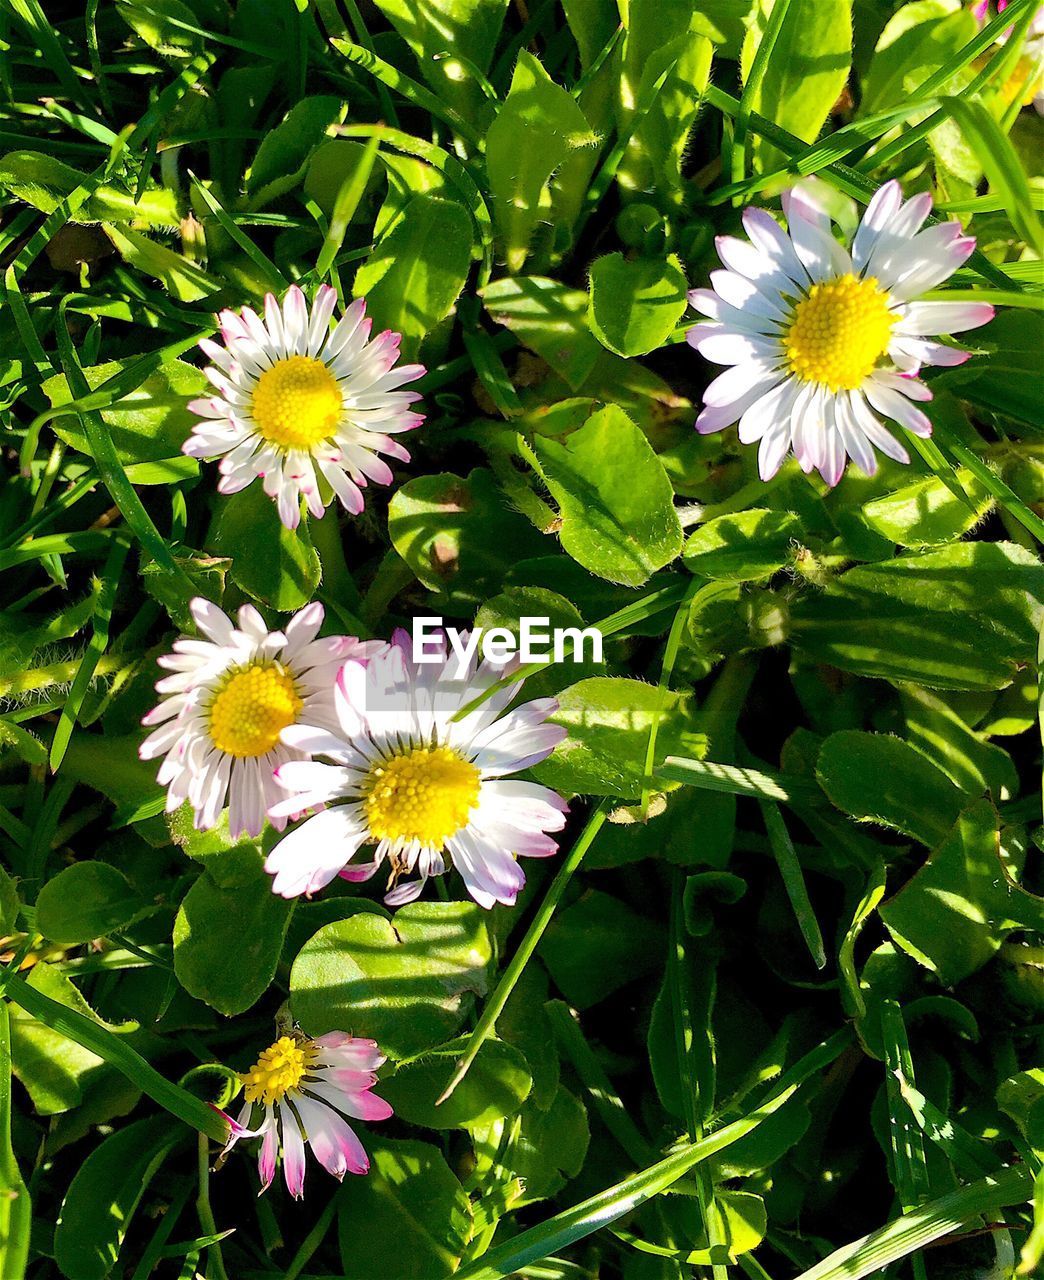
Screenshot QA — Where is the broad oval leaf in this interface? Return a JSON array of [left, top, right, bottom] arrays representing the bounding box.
[[290, 902, 494, 1060], [36, 863, 148, 946], [54, 1115, 179, 1280], [337, 1137, 473, 1279], [533, 405, 683, 586], [587, 253, 689, 356], [531, 676, 707, 799]]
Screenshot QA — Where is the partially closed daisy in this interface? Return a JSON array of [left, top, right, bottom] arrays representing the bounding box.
[[687, 179, 994, 485], [222, 1030, 391, 1198], [140, 598, 380, 837], [264, 631, 569, 908], [185, 285, 424, 529]]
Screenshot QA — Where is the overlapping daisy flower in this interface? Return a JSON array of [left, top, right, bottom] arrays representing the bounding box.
[[264, 630, 570, 908], [140, 599, 380, 837], [184, 284, 425, 529], [686, 178, 994, 485], [973, 1, 1044, 112], [222, 1031, 391, 1198]]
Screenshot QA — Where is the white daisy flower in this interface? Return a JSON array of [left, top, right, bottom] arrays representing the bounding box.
[[221, 1031, 392, 1198], [264, 630, 570, 908], [686, 179, 994, 486], [973, 2, 1044, 113], [140, 598, 380, 838], [184, 284, 425, 529]]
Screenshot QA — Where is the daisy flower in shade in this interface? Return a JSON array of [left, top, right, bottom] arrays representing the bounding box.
[[140, 598, 381, 838], [184, 284, 425, 529], [222, 1030, 392, 1198], [686, 179, 994, 486], [264, 630, 570, 908]]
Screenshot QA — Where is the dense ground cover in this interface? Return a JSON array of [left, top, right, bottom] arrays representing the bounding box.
[[0, 0, 1043, 1277]]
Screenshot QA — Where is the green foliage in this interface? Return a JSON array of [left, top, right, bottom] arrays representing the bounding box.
[[289, 903, 493, 1059], [336, 1137, 474, 1278], [532, 405, 683, 586], [2, 2, 1043, 1278]]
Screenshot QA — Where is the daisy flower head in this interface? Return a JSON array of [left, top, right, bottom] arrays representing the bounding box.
[[184, 284, 425, 529], [972, 2, 1044, 112], [222, 1030, 392, 1198], [140, 598, 381, 838], [686, 179, 994, 486], [264, 629, 570, 908]]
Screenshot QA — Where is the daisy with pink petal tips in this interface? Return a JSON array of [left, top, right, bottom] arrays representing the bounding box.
[[184, 284, 425, 529], [221, 1031, 392, 1198], [686, 178, 994, 486], [140, 598, 383, 837], [263, 629, 570, 908]]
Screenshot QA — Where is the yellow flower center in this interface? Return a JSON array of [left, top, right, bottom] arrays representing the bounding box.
[[240, 1036, 316, 1105], [363, 744, 481, 850], [251, 355, 343, 451], [208, 663, 302, 759], [783, 274, 895, 392]]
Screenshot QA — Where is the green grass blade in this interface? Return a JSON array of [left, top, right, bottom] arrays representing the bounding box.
[[2, 971, 229, 1141], [732, 0, 797, 185], [436, 800, 610, 1104], [793, 1166, 1032, 1280], [760, 799, 826, 969], [453, 1029, 852, 1280], [940, 95, 1044, 257], [0, 1002, 30, 1280]]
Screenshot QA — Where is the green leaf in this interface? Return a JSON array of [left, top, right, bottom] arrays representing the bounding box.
[[532, 676, 707, 800], [792, 1166, 1032, 1280], [861, 466, 992, 548], [336, 1137, 473, 1280], [790, 542, 1044, 690], [0, 1003, 30, 1280], [880, 800, 1044, 985], [42, 359, 205, 479], [104, 225, 221, 303], [35, 863, 148, 946], [0, 152, 180, 227], [942, 95, 1044, 256], [683, 509, 801, 582], [290, 902, 494, 1060], [53, 1115, 179, 1280], [486, 51, 597, 272], [816, 730, 964, 846], [898, 684, 1018, 800], [387, 469, 547, 610], [539, 890, 663, 1008], [246, 96, 344, 208], [481, 276, 690, 433], [532, 405, 682, 587], [382, 1040, 532, 1130], [116, 0, 204, 54], [587, 253, 688, 357], [173, 859, 292, 1016], [616, 2, 714, 199], [354, 194, 473, 360], [860, 1, 977, 117], [372, 0, 510, 118], [141, 552, 230, 631], [740, 0, 852, 171], [9, 966, 110, 1115], [210, 483, 321, 611], [0, 865, 20, 937], [169, 806, 269, 888], [936, 310, 1044, 427], [490, 1085, 590, 1206]]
